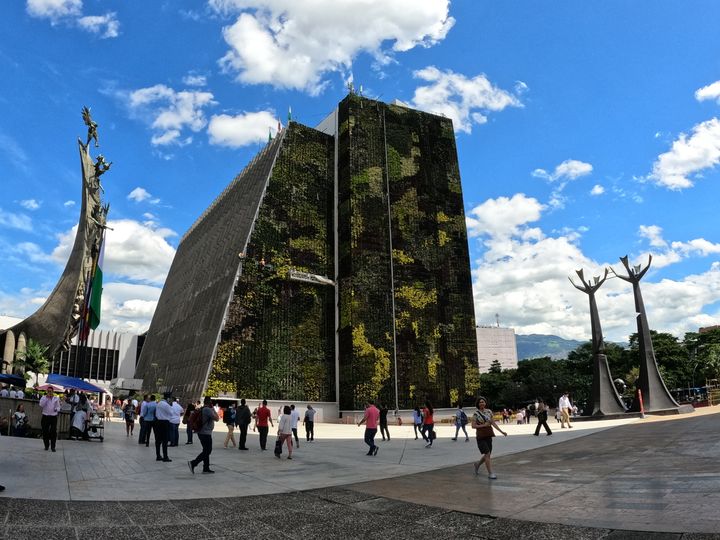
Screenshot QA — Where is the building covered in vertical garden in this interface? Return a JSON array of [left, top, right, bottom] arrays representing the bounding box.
[[135, 94, 478, 412]]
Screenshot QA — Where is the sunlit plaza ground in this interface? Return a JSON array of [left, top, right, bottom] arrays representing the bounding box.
[[1, 407, 718, 539]]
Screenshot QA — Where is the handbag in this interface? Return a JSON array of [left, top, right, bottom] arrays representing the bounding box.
[[274, 437, 283, 457], [475, 423, 495, 438]]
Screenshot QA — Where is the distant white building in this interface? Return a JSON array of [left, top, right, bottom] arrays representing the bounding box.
[[476, 326, 518, 372]]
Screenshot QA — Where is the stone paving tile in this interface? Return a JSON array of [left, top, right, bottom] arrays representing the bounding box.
[[305, 486, 377, 504], [141, 522, 214, 540], [121, 500, 193, 525], [603, 531, 681, 539], [417, 511, 495, 536], [475, 518, 610, 540], [76, 526, 144, 540], [4, 499, 69, 526], [202, 517, 282, 540], [8, 525, 77, 540], [681, 534, 720, 540]]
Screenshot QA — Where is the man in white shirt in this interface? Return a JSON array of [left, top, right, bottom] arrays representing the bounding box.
[[8, 388, 17, 399], [559, 392, 573, 428], [290, 404, 300, 448], [169, 398, 184, 447], [154, 392, 174, 462], [0, 387, 9, 397], [16, 389, 24, 399]]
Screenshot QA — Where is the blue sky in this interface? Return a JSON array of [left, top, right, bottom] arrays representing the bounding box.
[[1, 1, 720, 343]]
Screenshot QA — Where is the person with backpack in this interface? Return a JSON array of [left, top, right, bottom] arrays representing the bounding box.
[[451, 402, 469, 442], [412, 406, 423, 440], [188, 396, 220, 474], [183, 402, 195, 445]]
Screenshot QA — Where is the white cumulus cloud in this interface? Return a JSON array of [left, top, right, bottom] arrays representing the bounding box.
[[695, 80, 720, 103], [26, 0, 120, 38], [590, 184, 604, 196], [127, 84, 216, 146], [182, 74, 207, 87], [650, 117, 720, 190], [51, 219, 176, 284], [466, 194, 545, 239], [77, 12, 119, 38], [212, 0, 454, 94], [127, 187, 159, 204], [207, 110, 279, 147], [0, 208, 32, 231], [410, 66, 521, 133], [19, 199, 40, 210], [26, 0, 81, 20]]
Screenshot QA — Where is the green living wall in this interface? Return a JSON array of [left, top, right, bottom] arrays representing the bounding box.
[[210, 123, 336, 402], [337, 95, 478, 410]]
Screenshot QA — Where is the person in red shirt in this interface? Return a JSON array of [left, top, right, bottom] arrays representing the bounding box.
[[357, 399, 380, 456], [255, 399, 274, 450], [422, 400, 435, 448]]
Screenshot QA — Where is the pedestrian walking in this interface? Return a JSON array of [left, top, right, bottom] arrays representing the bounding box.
[[559, 391, 573, 428], [154, 392, 173, 462], [472, 397, 507, 479], [137, 394, 149, 444], [422, 401, 435, 448], [534, 398, 552, 436], [412, 406, 423, 440], [39, 387, 61, 452], [236, 398, 251, 450], [451, 402, 469, 441], [289, 404, 300, 448], [303, 405, 316, 442], [256, 400, 273, 450], [223, 404, 237, 448], [379, 404, 390, 441], [188, 396, 220, 474], [183, 402, 195, 444], [357, 400, 380, 456], [277, 405, 293, 459], [123, 401, 136, 437]]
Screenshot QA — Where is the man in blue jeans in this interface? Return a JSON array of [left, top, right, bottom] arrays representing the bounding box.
[[188, 396, 219, 474]]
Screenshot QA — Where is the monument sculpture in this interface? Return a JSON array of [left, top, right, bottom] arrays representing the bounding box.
[[610, 255, 680, 412], [1, 108, 110, 373], [569, 268, 626, 416]]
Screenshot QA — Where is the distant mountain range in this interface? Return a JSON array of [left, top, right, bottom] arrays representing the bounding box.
[[515, 334, 586, 360]]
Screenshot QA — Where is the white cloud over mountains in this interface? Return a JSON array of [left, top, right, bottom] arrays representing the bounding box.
[[26, 0, 119, 38], [410, 67, 522, 133], [469, 194, 720, 342], [211, 0, 454, 94]]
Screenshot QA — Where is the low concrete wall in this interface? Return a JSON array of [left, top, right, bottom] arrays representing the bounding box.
[[0, 398, 72, 436]]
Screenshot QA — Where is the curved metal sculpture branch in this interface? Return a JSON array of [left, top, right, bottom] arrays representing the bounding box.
[[569, 266, 626, 415], [611, 254, 678, 412]]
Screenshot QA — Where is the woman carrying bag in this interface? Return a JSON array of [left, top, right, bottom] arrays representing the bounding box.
[[472, 397, 507, 480]]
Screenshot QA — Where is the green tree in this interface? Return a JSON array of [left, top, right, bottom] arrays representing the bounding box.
[[14, 339, 49, 386]]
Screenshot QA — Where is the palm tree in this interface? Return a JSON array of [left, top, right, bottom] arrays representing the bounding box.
[[14, 339, 50, 386]]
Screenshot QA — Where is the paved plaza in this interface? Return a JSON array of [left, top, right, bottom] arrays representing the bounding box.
[[0, 407, 717, 539]]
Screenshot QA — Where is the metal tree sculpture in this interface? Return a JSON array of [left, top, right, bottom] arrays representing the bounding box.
[[611, 255, 679, 411], [569, 268, 626, 415]]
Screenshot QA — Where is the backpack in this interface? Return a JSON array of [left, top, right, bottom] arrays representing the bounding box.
[[460, 410, 468, 425], [189, 408, 204, 433]]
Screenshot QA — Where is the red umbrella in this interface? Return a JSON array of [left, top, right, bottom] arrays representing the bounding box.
[[35, 383, 63, 391]]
